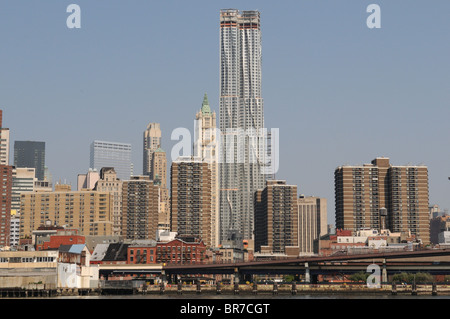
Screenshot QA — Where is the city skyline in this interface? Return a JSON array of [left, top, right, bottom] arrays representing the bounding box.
[[1, 1, 450, 226]]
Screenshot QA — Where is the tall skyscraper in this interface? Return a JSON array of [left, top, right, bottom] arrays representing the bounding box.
[[90, 140, 133, 181], [298, 196, 328, 255], [171, 157, 212, 247], [335, 157, 430, 245], [254, 180, 298, 254], [219, 9, 267, 245], [13, 141, 45, 181], [194, 93, 219, 247], [143, 123, 162, 176], [0, 110, 10, 166], [150, 148, 170, 230], [121, 176, 160, 241]]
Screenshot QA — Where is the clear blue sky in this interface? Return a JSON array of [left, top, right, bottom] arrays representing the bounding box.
[[1, 1, 449, 225]]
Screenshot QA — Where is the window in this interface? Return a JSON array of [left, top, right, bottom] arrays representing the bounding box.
[[21, 257, 33, 263]]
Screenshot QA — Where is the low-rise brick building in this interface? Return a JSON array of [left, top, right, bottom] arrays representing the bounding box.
[[127, 241, 157, 264], [156, 237, 206, 265]]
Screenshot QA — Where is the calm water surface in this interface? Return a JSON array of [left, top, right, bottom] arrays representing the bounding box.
[[47, 293, 450, 299]]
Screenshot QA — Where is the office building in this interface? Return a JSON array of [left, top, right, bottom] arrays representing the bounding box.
[[143, 123, 161, 177], [335, 157, 430, 245], [13, 141, 45, 181], [10, 214, 20, 248], [20, 184, 113, 238], [94, 167, 123, 236], [194, 93, 219, 247], [151, 148, 167, 188], [171, 157, 212, 247], [0, 165, 13, 247], [77, 168, 100, 191], [0, 110, 10, 166], [219, 9, 268, 245], [11, 167, 36, 216], [430, 215, 450, 245], [298, 196, 328, 255], [254, 180, 299, 254], [34, 180, 52, 192], [151, 148, 170, 230], [90, 140, 133, 181], [121, 176, 160, 241]]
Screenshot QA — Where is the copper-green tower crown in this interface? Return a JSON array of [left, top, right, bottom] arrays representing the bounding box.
[[201, 93, 212, 115]]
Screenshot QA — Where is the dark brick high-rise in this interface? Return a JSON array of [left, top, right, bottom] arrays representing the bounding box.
[[0, 165, 13, 247]]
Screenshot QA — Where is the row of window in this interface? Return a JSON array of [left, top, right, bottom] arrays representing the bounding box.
[[0, 256, 55, 263]]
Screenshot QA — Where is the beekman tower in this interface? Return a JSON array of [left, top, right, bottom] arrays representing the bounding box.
[[219, 9, 268, 246]]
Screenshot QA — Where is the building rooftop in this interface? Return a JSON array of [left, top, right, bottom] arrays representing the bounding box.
[[201, 93, 211, 115], [58, 244, 86, 254], [103, 243, 129, 261], [90, 243, 110, 262]]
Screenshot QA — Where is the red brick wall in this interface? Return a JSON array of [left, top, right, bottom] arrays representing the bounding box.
[[156, 239, 207, 264], [37, 235, 85, 250], [127, 246, 157, 264]]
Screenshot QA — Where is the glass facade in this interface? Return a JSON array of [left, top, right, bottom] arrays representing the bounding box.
[[219, 9, 267, 244], [13, 141, 45, 181], [90, 140, 132, 181]]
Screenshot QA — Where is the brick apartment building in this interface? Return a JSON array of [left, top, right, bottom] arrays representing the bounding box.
[[335, 157, 430, 245], [0, 165, 13, 247]]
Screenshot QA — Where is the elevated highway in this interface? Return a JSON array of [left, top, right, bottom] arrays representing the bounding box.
[[99, 249, 450, 281]]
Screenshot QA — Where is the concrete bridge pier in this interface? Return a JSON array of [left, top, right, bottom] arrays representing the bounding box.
[[216, 281, 222, 295], [291, 282, 297, 295], [382, 259, 388, 283], [304, 262, 310, 284], [391, 282, 397, 295], [234, 267, 243, 284], [412, 282, 417, 296], [161, 270, 167, 284]]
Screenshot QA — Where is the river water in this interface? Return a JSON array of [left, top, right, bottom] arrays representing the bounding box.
[[45, 293, 450, 299]]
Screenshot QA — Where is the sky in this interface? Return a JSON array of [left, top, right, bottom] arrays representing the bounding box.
[[1, 0, 449, 225]]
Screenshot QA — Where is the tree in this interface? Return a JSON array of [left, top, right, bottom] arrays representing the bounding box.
[[392, 272, 434, 283], [349, 271, 368, 282], [284, 275, 295, 283]]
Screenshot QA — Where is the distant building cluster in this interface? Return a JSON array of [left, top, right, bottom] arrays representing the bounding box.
[[0, 9, 439, 272]]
